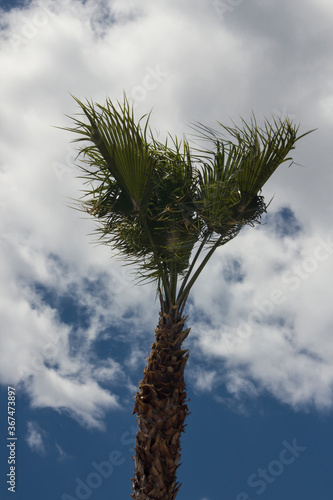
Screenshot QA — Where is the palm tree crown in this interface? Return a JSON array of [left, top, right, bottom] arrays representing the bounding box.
[[66, 95, 310, 318]]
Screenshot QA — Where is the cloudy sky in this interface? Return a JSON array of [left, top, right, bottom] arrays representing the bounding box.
[[0, 0, 333, 499]]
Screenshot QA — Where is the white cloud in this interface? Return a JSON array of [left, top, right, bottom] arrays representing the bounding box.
[[190, 368, 217, 393], [0, 0, 332, 427], [26, 421, 46, 455], [55, 441, 72, 461], [26, 368, 120, 429], [189, 227, 333, 410]]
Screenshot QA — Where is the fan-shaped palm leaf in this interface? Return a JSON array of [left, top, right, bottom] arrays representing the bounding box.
[[67, 95, 155, 213]]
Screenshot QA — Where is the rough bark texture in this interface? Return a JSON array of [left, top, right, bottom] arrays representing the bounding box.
[[131, 312, 190, 500]]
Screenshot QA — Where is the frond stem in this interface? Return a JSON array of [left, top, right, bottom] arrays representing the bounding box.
[[176, 233, 209, 304], [176, 235, 224, 307], [143, 218, 173, 307]]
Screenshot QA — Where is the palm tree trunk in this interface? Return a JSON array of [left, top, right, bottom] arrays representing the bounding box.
[[131, 311, 190, 499]]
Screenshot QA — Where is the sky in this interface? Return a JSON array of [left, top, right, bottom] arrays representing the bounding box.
[[0, 0, 333, 499]]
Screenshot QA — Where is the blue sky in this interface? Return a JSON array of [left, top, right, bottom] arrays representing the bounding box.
[[0, 0, 333, 499], [0, 0, 25, 10]]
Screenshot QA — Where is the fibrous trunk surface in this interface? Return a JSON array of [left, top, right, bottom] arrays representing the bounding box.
[[131, 313, 190, 500]]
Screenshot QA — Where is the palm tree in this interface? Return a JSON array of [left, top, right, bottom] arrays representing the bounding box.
[[64, 96, 312, 500]]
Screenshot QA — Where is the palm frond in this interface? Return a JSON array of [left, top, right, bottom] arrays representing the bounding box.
[[65, 95, 155, 212], [190, 115, 307, 245]]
